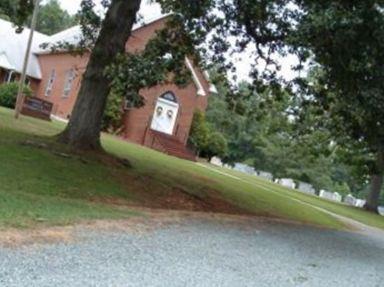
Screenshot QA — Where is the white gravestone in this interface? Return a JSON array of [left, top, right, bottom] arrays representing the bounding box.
[[297, 182, 316, 195], [210, 156, 223, 167], [333, 192, 342, 202], [278, 178, 296, 189], [355, 199, 366, 208], [234, 163, 255, 175], [319, 190, 335, 201], [257, 171, 273, 181], [344, 194, 356, 206]]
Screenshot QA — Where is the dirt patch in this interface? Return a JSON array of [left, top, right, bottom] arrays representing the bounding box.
[[18, 140, 248, 216], [0, 207, 326, 248], [0, 227, 74, 248], [109, 168, 251, 215]]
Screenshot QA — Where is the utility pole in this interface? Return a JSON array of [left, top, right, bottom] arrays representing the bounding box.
[[14, 0, 41, 119]]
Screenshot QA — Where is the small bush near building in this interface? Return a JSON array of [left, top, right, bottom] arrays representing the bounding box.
[[189, 110, 228, 159], [202, 131, 228, 160], [0, 83, 32, 109], [189, 110, 210, 154], [102, 92, 124, 133]]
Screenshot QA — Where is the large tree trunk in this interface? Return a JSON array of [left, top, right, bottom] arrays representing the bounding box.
[[364, 149, 384, 213], [58, 0, 142, 150]]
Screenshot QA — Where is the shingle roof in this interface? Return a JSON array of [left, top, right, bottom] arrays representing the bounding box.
[[0, 14, 216, 95], [0, 19, 50, 79], [0, 52, 15, 71], [0, 15, 170, 80], [35, 14, 171, 54]]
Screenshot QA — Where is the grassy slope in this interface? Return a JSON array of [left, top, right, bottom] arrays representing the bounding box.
[[103, 138, 344, 229], [0, 109, 138, 227], [204, 164, 384, 230], [0, 107, 382, 230]]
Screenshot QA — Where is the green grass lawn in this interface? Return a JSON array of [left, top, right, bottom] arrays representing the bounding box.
[[0, 107, 383, 230], [203, 164, 384, 230]]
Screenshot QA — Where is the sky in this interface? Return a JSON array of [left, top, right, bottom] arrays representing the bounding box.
[[52, 0, 297, 83]]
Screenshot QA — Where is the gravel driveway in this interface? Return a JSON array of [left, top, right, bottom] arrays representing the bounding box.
[[0, 212, 383, 287]]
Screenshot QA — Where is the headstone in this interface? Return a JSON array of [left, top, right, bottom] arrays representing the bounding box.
[[344, 194, 357, 206], [278, 178, 296, 189], [378, 206, 384, 216], [355, 199, 366, 208], [233, 163, 255, 175], [319, 190, 335, 201], [257, 171, 273, 181], [332, 192, 342, 202], [210, 156, 223, 167], [297, 182, 316, 195]]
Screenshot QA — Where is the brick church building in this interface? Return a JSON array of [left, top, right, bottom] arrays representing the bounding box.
[[0, 16, 217, 160]]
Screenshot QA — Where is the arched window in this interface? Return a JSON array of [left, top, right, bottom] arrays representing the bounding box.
[[160, 91, 177, 103]]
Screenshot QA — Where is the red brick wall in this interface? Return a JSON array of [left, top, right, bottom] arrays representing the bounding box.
[[36, 52, 89, 119], [126, 17, 167, 53], [123, 81, 208, 145], [29, 78, 40, 95], [35, 16, 212, 147]]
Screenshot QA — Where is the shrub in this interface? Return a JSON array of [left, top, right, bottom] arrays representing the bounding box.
[[203, 131, 228, 160], [0, 82, 32, 109], [102, 91, 124, 132], [189, 110, 229, 159], [189, 110, 210, 153]]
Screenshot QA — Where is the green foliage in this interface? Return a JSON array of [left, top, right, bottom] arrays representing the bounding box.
[[205, 71, 367, 196], [202, 131, 228, 160], [0, 82, 31, 109], [0, 0, 33, 30], [189, 109, 228, 159], [36, 0, 77, 35], [104, 16, 195, 110], [189, 110, 210, 153], [0, 0, 15, 21], [101, 91, 124, 133], [290, 1, 384, 210]]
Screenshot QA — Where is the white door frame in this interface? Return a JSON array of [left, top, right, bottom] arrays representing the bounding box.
[[150, 97, 179, 135]]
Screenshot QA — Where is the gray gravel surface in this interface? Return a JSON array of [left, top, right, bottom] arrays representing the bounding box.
[[0, 216, 383, 287]]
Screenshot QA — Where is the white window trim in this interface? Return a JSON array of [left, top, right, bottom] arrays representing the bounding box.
[[157, 97, 179, 108], [203, 71, 218, 94], [185, 57, 207, 96], [62, 69, 75, 98], [45, 69, 56, 97]]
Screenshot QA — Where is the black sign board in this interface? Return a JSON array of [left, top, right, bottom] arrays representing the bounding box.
[[21, 96, 53, 121]]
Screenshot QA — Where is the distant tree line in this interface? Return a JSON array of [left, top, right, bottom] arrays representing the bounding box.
[[203, 72, 383, 205], [0, 0, 77, 35]]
